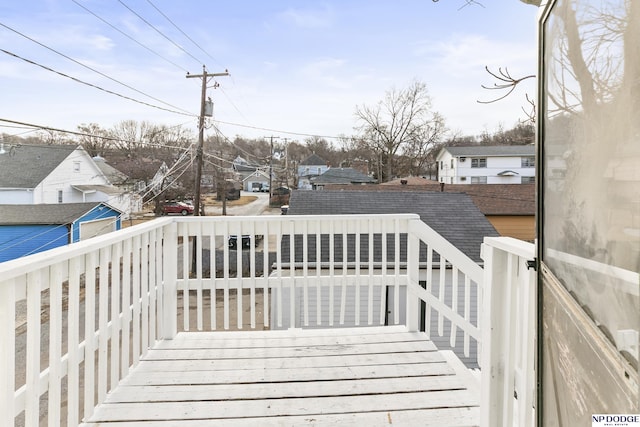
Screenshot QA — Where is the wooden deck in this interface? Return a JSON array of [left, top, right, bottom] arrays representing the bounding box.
[[81, 326, 480, 426]]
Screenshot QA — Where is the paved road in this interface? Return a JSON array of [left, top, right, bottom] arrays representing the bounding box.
[[204, 191, 276, 217]]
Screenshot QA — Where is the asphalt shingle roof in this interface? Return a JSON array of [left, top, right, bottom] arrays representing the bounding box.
[[0, 144, 78, 188], [443, 145, 535, 157], [300, 153, 327, 166], [310, 168, 376, 185], [287, 190, 498, 262], [0, 202, 106, 225]]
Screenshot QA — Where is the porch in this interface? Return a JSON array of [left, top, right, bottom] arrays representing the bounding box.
[[0, 214, 535, 427]]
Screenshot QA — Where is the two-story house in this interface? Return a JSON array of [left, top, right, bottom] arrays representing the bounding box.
[[0, 144, 138, 217], [297, 153, 329, 189], [436, 145, 536, 184]]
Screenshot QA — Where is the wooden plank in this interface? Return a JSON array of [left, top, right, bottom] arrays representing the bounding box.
[[143, 340, 436, 361], [128, 350, 441, 372], [119, 362, 454, 386], [152, 330, 436, 350], [106, 374, 468, 403], [81, 407, 480, 427], [88, 390, 478, 422]]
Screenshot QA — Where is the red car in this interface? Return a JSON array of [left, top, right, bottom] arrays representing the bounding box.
[[162, 201, 194, 216]]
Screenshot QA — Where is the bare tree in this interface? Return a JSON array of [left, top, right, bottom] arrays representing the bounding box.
[[76, 123, 111, 157], [354, 80, 446, 182]]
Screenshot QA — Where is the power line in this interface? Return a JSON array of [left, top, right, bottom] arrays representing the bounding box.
[[145, 0, 223, 68], [118, 0, 204, 66], [71, 0, 189, 73], [0, 49, 195, 117], [213, 118, 349, 140], [0, 21, 193, 116]]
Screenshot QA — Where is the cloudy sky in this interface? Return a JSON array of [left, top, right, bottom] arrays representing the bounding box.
[[0, 1, 539, 143]]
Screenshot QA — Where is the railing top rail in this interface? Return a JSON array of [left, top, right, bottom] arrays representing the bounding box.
[[482, 236, 535, 259], [0, 217, 174, 281], [172, 213, 421, 223]]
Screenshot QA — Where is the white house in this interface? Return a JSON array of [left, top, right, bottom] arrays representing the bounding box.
[[436, 145, 536, 184], [0, 144, 139, 217], [297, 153, 329, 189]]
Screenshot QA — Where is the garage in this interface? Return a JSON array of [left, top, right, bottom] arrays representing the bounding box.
[[80, 217, 117, 240]]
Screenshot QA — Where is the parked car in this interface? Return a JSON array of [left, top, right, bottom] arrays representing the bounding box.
[[162, 201, 194, 216], [228, 234, 263, 249], [260, 184, 270, 193]]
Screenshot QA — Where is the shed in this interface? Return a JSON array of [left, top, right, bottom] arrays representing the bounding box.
[[0, 202, 122, 262]]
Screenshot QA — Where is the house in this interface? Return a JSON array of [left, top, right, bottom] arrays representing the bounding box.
[[242, 169, 270, 192], [324, 180, 536, 241], [297, 153, 329, 189], [277, 190, 499, 367], [0, 144, 139, 217], [309, 167, 376, 189], [436, 145, 536, 184], [0, 202, 121, 262]]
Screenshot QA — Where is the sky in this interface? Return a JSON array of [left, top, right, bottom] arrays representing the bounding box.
[[0, 1, 539, 145]]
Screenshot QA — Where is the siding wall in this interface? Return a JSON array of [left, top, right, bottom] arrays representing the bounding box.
[[0, 224, 69, 262], [487, 215, 535, 241]]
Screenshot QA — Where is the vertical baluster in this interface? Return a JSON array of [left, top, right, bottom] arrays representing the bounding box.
[[84, 254, 96, 419], [393, 219, 400, 325], [26, 270, 42, 426], [208, 222, 217, 330], [236, 221, 244, 329], [111, 243, 122, 391], [131, 235, 141, 366], [140, 233, 150, 356], [249, 220, 257, 329], [437, 255, 446, 337], [98, 247, 110, 405], [148, 229, 157, 345], [302, 220, 309, 327], [195, 223, 203, 331], [49, 263, 63, 426], [223, 221, 230, 330], [67, 258, 81, 427], [368, 219, 374, 325], [450, 266, 459, 348], [155, 227, 164, 340], [425, 247, 433, 338], [354, 220, 360, 326], [379, 224, 387, 326], [181, 223, 190, 331], [464, 275, 471, 357], [121, 238, 132, 376], [339, 221, 347, 325], [315, 225, 322, 326], [275, 221, 283, 328], [262, 222, 270, 328], [288, 219, 295, 328], [329, 222, 335, 326]]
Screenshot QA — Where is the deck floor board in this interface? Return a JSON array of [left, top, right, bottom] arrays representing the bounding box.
[[83, 327, 480, 426]]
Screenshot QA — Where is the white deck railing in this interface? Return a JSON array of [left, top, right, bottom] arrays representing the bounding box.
[[0, 214, 535, 427]]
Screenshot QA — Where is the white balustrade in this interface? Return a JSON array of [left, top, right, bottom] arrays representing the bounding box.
[[0, 214, 535, 427]]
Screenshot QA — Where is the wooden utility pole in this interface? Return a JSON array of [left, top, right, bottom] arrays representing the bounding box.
[[264, 135, 279, 201], [186, 66, 228, 216]]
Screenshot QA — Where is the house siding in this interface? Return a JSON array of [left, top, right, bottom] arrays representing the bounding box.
[[0, 224, 69, 262], [486, 215, 535, 241]]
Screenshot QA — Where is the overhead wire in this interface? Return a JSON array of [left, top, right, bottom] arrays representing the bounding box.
[[71, 0, 189, 73], [0, 48, 196, 117], [145, 0, 223, 69], [0, 21, 194, 116], [117, 0, 204, 66]]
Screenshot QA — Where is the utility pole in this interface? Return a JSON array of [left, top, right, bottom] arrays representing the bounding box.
[[264, 135, 279, 201], [186, 66, 228, 216]]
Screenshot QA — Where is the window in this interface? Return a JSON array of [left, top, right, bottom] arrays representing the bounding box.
[[73, 161, 81, 172], [521, 156, 535, 168], [471, 158, 487, 168], [57, 190, 63, 203], [450, 159, 454, 169], [470, 176, 487, 184], [440, 161, 443, 170], [521, 176, 535, 184]]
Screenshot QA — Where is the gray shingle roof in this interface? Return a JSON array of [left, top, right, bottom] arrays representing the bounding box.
[[300, 153, 327, 166], [287, 190, 498, 262], [310, 168, 376, 185], [0, 202, 107, 225], [93, 156, 129, 185], [444, 145, 535, 157], [0, 144, 78, 188]]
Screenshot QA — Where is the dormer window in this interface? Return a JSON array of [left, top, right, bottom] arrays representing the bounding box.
[[73, 162, 81, 172]]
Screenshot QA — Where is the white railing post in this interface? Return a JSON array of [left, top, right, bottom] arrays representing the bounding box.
[[0, 279, 15, 427], [406, 219, 421, 331], [163, 222, 178, 339], [480, 242, 509, 427], [480, 237, 536, 427]]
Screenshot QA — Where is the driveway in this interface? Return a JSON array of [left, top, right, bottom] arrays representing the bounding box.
[[204, 191, 272, 216]]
